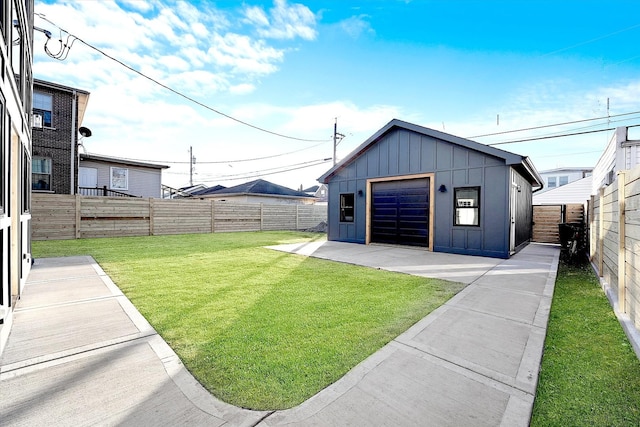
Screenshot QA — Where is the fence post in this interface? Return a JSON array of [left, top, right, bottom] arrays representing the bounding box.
[[260, 203, 264, 231], [598, 187, 604, 277], [149, 198, 154, 236], [618, 171, 627, 313], [75, 194, 81, 239], [589, 195, 595, 261], [296, 204, 299, 230], [211, 200, 215, 233]]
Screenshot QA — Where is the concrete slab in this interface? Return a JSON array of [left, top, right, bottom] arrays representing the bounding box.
[[15, 275, 114, 308], [267, 241, 503, 284]]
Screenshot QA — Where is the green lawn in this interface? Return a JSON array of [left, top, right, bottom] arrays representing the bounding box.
[[531, 259, 640, 426], [32, 231, 465, 410]]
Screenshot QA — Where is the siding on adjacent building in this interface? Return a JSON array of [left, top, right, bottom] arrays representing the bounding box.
[[80, 159, 164, 198]]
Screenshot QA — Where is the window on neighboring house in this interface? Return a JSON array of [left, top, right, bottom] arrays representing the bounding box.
[[110, 167, 128, 190], [454, 187, 480, 226], [559, 176, 569, 186], [547, 177, 557, 188], [340, 193, 354, 222], [33, 92, 52, 127], [32, 156, 52, 191]]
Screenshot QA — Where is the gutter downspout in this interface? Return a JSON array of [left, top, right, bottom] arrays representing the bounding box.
[[70, 90, 76, 195]]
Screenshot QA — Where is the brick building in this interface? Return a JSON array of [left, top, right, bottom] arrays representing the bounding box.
[[32, 79, 90, 195]]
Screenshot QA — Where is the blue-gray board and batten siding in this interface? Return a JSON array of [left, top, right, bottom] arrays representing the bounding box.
[[320, 119, 542, 259]]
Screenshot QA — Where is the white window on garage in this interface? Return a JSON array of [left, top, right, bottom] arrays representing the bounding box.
[[454, 187, 480, 226]]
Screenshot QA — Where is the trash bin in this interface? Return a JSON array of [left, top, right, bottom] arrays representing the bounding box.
[[558, 223, 577, 249]]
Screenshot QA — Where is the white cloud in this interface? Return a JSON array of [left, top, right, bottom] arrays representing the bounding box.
[[33, 0, 312, 102], [158, 54, 191, 72], [118, 0, 154, 13], [229, 83, 256, 95], [244, 0, 317, 40], [207, 33, 283, 75], [338, 15, 375, 39]]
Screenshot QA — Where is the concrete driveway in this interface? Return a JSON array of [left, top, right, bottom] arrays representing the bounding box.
[[267, 240, 505, 284]]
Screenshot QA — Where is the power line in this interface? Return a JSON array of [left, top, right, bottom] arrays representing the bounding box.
[[468, 110, 640, 139], [110, 141, 329, 165], [539, 23, 640, 58], [34, 13, 331, 143], [487, 124, 640, 146], [166, 158, 332, 182]]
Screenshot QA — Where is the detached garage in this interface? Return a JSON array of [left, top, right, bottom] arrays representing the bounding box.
[[319, 119, 543, 259]]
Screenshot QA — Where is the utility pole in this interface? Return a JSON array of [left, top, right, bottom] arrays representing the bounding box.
[[333, 118, 345, 166], [189, 146, 195, 186]]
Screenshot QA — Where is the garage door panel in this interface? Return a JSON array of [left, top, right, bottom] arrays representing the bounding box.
[[371, 178, 430, 247]]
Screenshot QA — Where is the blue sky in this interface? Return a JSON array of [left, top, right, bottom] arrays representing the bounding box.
[[33, 0, 640, 189]]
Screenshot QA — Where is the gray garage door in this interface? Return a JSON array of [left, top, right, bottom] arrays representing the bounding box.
[[371, 178, 430, 247]]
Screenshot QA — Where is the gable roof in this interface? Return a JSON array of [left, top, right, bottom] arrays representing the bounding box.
[[80, 153, 169, 169], [319, 119, 543, 188], [191, 185, 226, 196], [201, 179, 313, 198]]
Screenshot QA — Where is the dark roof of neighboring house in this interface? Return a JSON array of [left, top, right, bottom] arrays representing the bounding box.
[[34, 78, 90, 95], [80, 153, 169, 169], [200, 179, 313, 198], [191, 185, 227, 196], [303, 185, 319, 192], [318, 118, 543, 188]]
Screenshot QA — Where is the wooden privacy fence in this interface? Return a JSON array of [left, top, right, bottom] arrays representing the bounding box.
[[590, 166, 640, 334], [532, 204, 585, 244], [31, 194, 327, 240]]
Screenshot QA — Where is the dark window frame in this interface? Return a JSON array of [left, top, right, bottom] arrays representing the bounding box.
[[339, 193, 355, 222], [32, 155, 52, 191], [453, 186, 480, 227], [32, 91, 52, 127]]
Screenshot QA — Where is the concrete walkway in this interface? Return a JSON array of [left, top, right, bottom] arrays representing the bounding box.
[[0, 242, 559, 426]]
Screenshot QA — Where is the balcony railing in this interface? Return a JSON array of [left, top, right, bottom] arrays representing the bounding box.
[[78, 186, 140, 198]]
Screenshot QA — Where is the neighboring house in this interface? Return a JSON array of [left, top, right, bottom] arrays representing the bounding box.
[[31, 79, 90, 195], [319, 119, 543, 259], [533, 175, 593, 205], [190, 185, 226, 197], [195, 179, 317, 205], [160, 184, 208, 199], [303, 184, 328, 204], [1, 0, 34, 353], [592, 126, 640, 194], [79, 153, 169, 198], [536, 167, 592, 194]]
